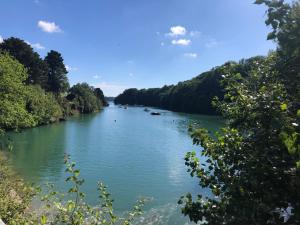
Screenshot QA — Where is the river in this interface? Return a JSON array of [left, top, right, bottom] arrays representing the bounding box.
[[4, 103, 223, 224]]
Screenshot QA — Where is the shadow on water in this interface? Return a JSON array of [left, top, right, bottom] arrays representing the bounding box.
[[3, 122, 67, 184]]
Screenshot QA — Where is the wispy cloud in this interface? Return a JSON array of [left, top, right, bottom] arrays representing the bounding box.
[[183, 53, 198, 59], [95, 82, 128, 97], [31, 43, 45, 50], [171, 39, 191, 46], [0, 35, 3, 43], [38, 20, 61, 33], [205, 38, 221, 48], [66, 65, 78, 72], [189, 30, 201, 38], [166, 26, 187, 37], [93, 75, 101, 79], [129, 73, 134, 77], [160, 42, 165, 46], [26, 41, 45, 50]]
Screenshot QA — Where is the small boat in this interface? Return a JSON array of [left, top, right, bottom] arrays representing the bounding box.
[[144, 108, 150, 112], [151, 112, 161, 115]]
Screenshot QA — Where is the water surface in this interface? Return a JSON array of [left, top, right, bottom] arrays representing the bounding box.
[[5, 103, 223, 224]]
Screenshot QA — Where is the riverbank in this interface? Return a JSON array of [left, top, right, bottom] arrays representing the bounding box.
[[0, 152, 34, 224]]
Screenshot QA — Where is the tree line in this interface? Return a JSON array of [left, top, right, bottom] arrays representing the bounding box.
[[0, 37, 108, 132], [114, 56, 266, 115]]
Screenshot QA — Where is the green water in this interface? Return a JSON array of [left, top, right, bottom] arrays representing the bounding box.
[[5, 103, 223, 224]]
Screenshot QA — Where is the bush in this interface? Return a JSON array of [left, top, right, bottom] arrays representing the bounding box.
[[0, 152, 35, 224], [25, 85, 63, 125]]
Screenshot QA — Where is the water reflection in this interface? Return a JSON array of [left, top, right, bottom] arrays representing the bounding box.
[[5, 122, 67, 183]]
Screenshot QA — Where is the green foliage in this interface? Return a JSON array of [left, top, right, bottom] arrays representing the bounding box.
[[179, 53, 300, 224], [45, 50, 69, 94], [25, 85, 63, 125], [94, 88, 109, 107], [0, 37, 49, 89], [0, 52, 66, 130], [255, 0, 300, 107], [67, 83, 104, 113], [56, 95, 73, 118], [0, 37, 107, 132], [114, 56, 266, 115], [0, 154, 145, 225], [0, 52, 36, 130], [0, 152, 35, 225], [179, 2, 300, 223]]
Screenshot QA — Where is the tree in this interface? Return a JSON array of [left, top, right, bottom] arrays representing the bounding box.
[[255, 0, 300, 110], [179, 1, 300, 224], [94, 87, 109, 106], [0, 52, 35, 130], [44, 50, 69, 94], [114, 57, 265, 115], [0, 37, 49, 88], [25, 85, 63, 125], [67, 83, 103, 113], [179, 53, 300, 225]]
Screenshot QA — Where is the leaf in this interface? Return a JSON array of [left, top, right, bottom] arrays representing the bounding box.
[[74, 169, 80, 177], [41, 215, 47, 224], [267, 31, 277, 40], [280, 103, 287, 111]]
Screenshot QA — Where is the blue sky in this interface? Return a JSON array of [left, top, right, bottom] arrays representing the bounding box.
[[0, 0, 275, 96]]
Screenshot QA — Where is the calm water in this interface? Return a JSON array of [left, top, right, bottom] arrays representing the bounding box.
[[4, 103, 223, 224]]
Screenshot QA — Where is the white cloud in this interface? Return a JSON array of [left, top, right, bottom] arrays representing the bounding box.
[[205, 38, 220, 48], [95, 82, 128, 97], [171, 39, 191, 46], [66, 65, 78, 72], [31, 43, 45, 50], [183, 53, 198, 59], [167, 26, 186, 37], [93, 75, 101, 79], [38, 20, 61, 33], [0, 35, 3, 43], [26, 41, 45, 50]]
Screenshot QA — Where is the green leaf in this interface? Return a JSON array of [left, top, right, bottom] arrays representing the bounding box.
[[74, 169, 80, 177], [280, 103, 287, 111], [267, 31, 276, 40], [41, 215, 47, 224]]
